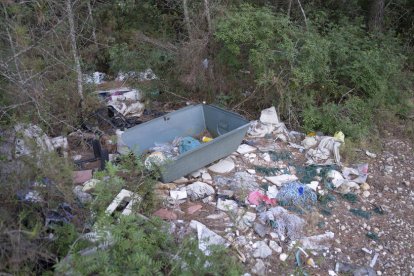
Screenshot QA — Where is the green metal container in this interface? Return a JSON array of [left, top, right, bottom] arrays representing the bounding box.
[[122, 104, 250, 182]]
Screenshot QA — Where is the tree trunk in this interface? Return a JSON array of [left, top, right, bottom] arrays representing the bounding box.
[[66, 0, 84, 108], [368, 0, 385, 32], [204, 0, 212, 35], [182, 0, 192, 40], [87, 0, 98, 46]]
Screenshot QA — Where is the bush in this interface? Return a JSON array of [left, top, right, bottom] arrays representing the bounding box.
[[214, 4, 411, 140]]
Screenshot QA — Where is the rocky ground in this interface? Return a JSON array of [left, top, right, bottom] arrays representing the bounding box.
[[149, 119, 414, 275]]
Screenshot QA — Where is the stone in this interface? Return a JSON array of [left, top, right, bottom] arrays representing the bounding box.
[[186, 181, 215, 200], [170, 189, 188, 200], [218, 189, 234, 198], [262, 153, 271, 162], [361, 183, 370, 191], [73, 170, 93, 184], [173, 177, 188, 184], [260, 106, 279, 125], [279, 253, 288, 261], [253, 241, 272, 258], [155, 182, 177, 190], [237, 144, 257, 154], [254, 222, 269, 238], [269, 240, 282, 253], [190, 220, 228, 255], [299, 232, 334, 250], [252, 259, 266, 275], [153, 208, 177, 220], [73, 186, 92, 204], [265, 174, 298, 186], [217, 198, 238, 212], [187, 204, 203, 215], [208, 158, 235, 174], [237, 211, 256, 229], [247, 169, 256, 174], [363, 191, 371, 198], [82, 179, 100, 193], [206, 212, 228, 220], [202, 172, 212, 181]]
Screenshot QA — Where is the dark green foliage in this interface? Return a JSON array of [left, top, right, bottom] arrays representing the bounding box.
[[350, 208, 371, 219]]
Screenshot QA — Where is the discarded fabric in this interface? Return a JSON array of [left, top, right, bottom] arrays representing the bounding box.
[[178, 136, 201, 154], [248, 190, 276, 206]]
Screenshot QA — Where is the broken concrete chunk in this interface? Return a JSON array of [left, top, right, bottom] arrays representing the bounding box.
[[260, 106, 279, 125], [269, 240, 282, 253], [253, 241, 272, 258], [186, 204, 203, 215], [153, 208, 177, 220], [201, 172, 212, 181], [208, 158, 235, 174], [252, 259, 266, 276], [73, 170, 93, 184], [237, 211, 256, 230], [190, 220, 228, 255], [170, 189, 188, 200], [217, 198, 238, 212], [237, 144, 257, 154], [186, 181, 215, 200], [299, 231, 334, 250], [265, 174, 298, 186]]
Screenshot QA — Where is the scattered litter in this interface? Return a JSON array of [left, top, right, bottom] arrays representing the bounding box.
[[279, 253, 288, 261], [116, 129, 129, 155], [190, 220, 229, 255], [144, 151, 167, 170], [84, 71, 106, 84], [370, 253, 379, 268], [365, 150, 377, 158], [73, 186, 93, 204], [170, 189, 188, 200], [248, 190, 276, 206], [266, 185, 279, 198], [178, 136, 201, 154], [302, 136, 318, 149], [335, 262, 376, 276], [259, 206, 305, 240], [82, 179, 100, 193], [106, 189, 141, 216], [350, 208, 371, 219], [306, 136, 342, 165], [208, 158, 235, 174], [255, 166, 289, 176], [298, 232, 334, 250], [366, 232, 379, 241], [217, 198, 238, 212], [265, 174, 298, 187], [214, 172, 259, 192], [45, 203, 74, 227], [202, 136, 213, 142], [268, 150, 292, 161], [343, 163, 369, 184], [276, 182, 317, 209], [237, 144, 256, 154], [342, 193, 358, 204]]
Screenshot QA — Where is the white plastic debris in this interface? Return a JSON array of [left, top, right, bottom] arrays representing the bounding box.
[[190, 220, 229, 255], [84, 71, 106, 84], [259, 106, 279, 125], [14, 124, 68, 158], [265, 174, 298, 186], [208, 158, 235, 174], [106, 189, 141, 216], [170, 189, 188, 200], [301, 136, 318, 149], [306, 136, 342, 165], [144, 151, 167, 170], [237, 144, 257, 154]]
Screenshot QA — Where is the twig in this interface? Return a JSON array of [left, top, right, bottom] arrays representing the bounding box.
[[338, 88, 355, 104], [296, 0, 308, 29]]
